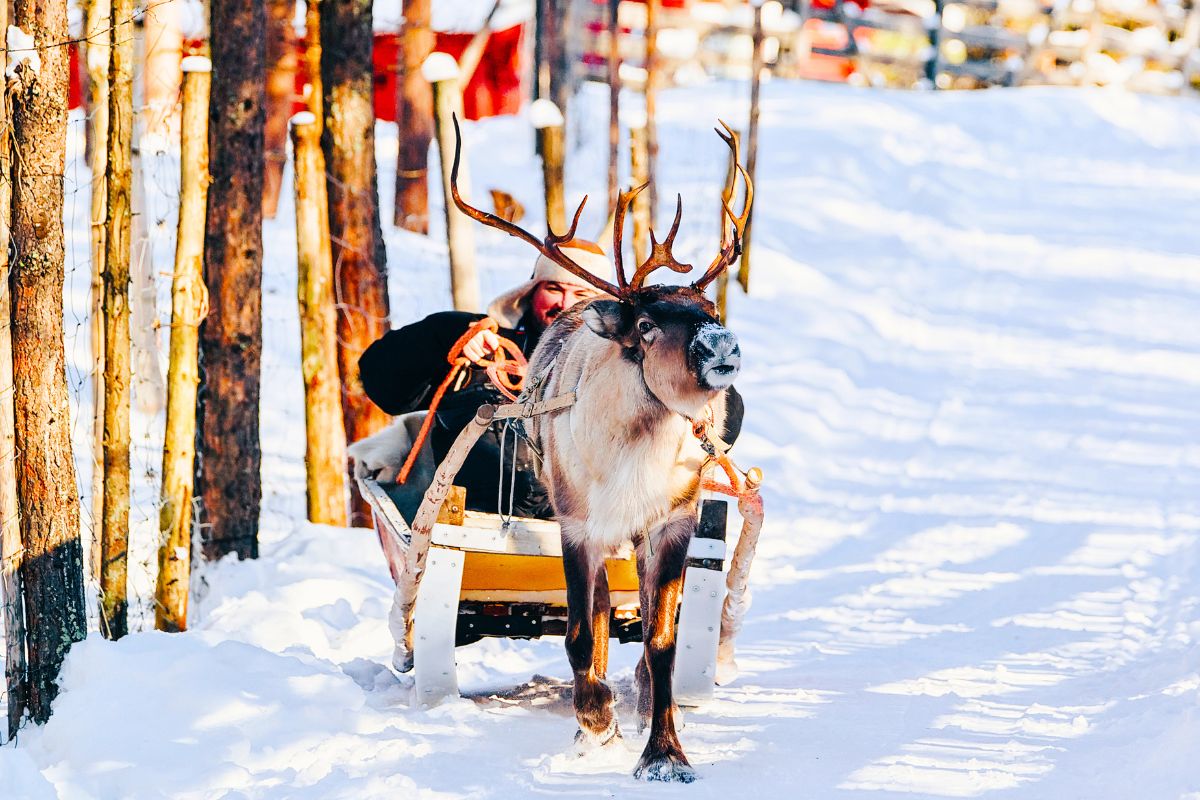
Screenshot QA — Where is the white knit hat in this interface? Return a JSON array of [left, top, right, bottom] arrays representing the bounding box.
[[486, 241, 616, 328]]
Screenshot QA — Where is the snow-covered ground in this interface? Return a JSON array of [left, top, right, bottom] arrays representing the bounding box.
[[4, 81, 1200, 798]]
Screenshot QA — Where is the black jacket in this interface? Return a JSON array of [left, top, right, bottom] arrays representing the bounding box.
[[358, 310, 744, 518]]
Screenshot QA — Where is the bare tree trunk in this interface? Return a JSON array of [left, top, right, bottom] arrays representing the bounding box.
[[155, 58, 212, 633], [263, 0, 296, 219], [86, 0, 111, 582], [142, 0, 182, 143], [198, 0, 266, 560], [0, 0, 28, 741], [644, 0, 660, 223], [322, 0, 392, 526], [629, 119, 650, 265], [304, 0, 323, 125], [10, 0, 88, 724], [428, 60, 480, 313], [292, 114, 348, 527], [394, 0, 433, 232], [606, 0, 621, 217], [737, 3, 764, 294], [98, 0, 134, 641], [533, 100, 566, 234], [548, 0, 572, 126]]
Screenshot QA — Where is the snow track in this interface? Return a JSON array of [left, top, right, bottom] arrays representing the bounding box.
[[3, 83, 1199, 798]]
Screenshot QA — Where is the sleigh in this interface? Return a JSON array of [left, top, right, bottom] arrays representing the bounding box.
[[357, 401, 765, 708]]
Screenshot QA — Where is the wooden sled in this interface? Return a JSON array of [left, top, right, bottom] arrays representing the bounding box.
[[359, 403, 765, 707]]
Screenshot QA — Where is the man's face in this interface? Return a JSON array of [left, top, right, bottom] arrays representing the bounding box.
[[529, 281, 601, 331]]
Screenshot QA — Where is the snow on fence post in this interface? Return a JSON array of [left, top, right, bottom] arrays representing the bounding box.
[[155, 57, 212, 634], [85, 0, 111, 582], [425, 53, 481, 312], [737, 0, 765, 294], [531, 99, 567, 235], [290, 112, 349, 528], [0, 0, 28, 742], [100, 0, 136, 641], [624, 108, 650, 265]]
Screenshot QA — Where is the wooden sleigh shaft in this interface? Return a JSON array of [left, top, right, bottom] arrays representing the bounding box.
[[364, 402, 765, 706]]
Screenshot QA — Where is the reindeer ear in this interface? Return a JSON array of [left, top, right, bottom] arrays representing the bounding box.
[[582, 300, 630, 341]]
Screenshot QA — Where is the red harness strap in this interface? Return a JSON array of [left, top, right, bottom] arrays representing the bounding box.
[[395, 318, 528, 485]]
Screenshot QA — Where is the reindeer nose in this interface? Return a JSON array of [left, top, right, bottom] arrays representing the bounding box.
[[694, 325, 741, 389]]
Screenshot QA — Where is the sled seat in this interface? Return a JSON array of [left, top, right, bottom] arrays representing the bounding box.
[[358, 475, 730, 707]]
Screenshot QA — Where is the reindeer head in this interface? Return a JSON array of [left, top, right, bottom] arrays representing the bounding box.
[[450, 118, 753, 418]]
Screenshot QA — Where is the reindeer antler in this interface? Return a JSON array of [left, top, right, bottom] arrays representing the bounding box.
[[611, 183, 647, 292], [693, 121, 754, 291], [630, 194, 693, 289], [449, 115, 621, 298]]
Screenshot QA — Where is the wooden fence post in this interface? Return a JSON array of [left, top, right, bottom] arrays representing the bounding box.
[[155, 57, 212, 633], [716, 126, 743, 322], [394, 0, 433, 232], [531, 99, 566, 234], [0, 0, 27, 741], [644, 0, 660, 224], [264, 0, 297, 218], [737, 0, 765, 294], [10, 0, 89, 724], [304, 0, 323, 125], [85, 0, 111, 581], [426, 53, 480, 312], [627, 110, 650, 265], [100, 0, 135, 641], [291, 112, 349, 527], [606, 0, 622, 218]]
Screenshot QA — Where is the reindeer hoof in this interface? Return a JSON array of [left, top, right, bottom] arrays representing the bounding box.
[[574, 720, 621, 754], [633, 751, 696, 783]]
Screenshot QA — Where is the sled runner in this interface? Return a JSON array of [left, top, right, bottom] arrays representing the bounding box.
[[357, 400, 765, 707]]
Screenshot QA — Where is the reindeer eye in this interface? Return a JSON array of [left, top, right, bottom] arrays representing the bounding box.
[[638, 320, 655, 335]]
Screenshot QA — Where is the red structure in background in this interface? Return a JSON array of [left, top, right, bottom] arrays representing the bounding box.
[[68, 24, 529, 122], [372, 23, 526, 122]]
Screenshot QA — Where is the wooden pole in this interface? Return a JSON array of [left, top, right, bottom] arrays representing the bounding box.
[[0, 0, 28, 742], [737, 1, 765, 294], [606, 0, 621, 218], [263, 0, 297, 219], [546, 0, 570, 130], [10, 0, 89, 724], [458, 0, 503, 86], [426, 53, 481, 312], [644, 0, 660, 224], [142, 0, 183, 142], [100, 0, 135, 641], [715, 127, 742, 322], [291, 113, 349, 527], [322, 0, 392, 527], [532, 99, 566, 235], [394, 0, 433, 232], [199, 0, 266, 560], [304, 0, 323, 126], [628, 113, 650, 265], [155, 58, 212, 633], [85, 0, 110, 582]]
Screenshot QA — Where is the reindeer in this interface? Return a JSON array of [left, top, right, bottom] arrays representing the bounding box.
[[450, 118, 752, 782]]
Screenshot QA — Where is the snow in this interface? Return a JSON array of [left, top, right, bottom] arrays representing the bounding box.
[[4, 80, 1200, 797], [180, 55, 211, 74], [420, 51, 461, 83], [5, 25, 40, 79], [529, 98, 565, 129]]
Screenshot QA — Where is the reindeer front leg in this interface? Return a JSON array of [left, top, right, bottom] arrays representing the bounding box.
[[634, 517, 696, 783], [562, 531, 619, 748]]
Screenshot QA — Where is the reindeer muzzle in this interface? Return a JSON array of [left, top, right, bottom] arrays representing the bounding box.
[[693, 324, 741, 390]]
